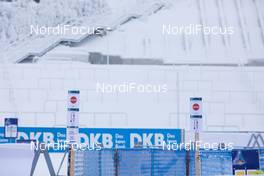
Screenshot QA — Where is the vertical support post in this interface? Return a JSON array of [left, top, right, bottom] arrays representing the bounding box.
[[186, 148, 190, 176], [114, 149, 119, 176], [67, 90, 80, 176], [151, 149, 154, 176], [190, 97, 203, 176], [195, 133, 201, 176], [99, 150, 102, 176], [68, 146, 75, 176]]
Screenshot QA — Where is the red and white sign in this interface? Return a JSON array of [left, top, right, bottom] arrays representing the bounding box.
[[190, 97, 202, 118], [68, 91, 80, 109], [70, 96, 77, 104], [192, 103, 200, 111]]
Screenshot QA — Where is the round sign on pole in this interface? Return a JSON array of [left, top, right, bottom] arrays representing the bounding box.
[[190, 97, 202, 118], [192, 103, 200, 111], [68, 90, 80, 109], [70, 96, 77, 104]]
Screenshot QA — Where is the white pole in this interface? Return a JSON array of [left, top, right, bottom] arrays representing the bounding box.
[[195, 132, 201, 176]]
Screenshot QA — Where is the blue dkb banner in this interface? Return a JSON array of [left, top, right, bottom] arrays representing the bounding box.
[[0, 127, 183, 152]]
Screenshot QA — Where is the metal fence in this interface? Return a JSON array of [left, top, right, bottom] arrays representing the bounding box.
[[200, 150, 233, 176], [260, 149, 264, 171], [73, 149, 233, 176]]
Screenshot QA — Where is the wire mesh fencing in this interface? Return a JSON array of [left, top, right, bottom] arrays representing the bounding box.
[[73, 149, 233, 176], [260, 149, 264, 171], [200, 150, 233, 176]]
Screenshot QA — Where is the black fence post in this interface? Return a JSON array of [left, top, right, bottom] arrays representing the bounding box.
[[186, 150, 190, 176], [99, 150, 102, 176], [151, 149, 154, 176], [114, 149, 119, 176]]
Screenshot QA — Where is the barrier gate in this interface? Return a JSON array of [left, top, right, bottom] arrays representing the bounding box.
[[72, 149, 233, 176]]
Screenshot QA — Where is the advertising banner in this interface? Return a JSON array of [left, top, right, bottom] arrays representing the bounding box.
[[0, 127, 183, 152], [232, 149, 260, 175], [4, 118, 18, 138]]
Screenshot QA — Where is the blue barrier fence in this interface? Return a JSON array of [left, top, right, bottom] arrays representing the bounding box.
[[260, 149, 264, 171], [73, 149, 233, 176], [200, 150, 233, 176]]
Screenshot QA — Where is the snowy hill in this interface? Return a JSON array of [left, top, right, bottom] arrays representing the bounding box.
[[65, 0, 264, 65], [2, 0, 264, 64], [0, 0, 109, 50]]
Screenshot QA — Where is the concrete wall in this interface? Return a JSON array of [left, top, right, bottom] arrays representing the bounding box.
[[0, 63, 264, 131]]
